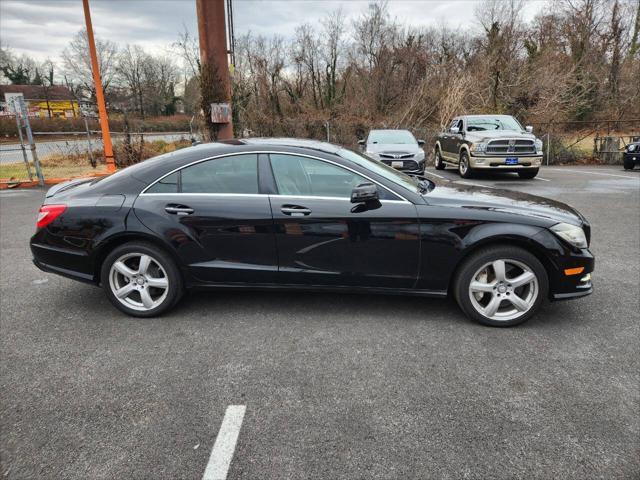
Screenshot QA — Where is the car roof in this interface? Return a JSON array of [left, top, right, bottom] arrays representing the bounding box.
[[235, 137, 342, 154], [369, 129, 412, 133], [463, 115, 515, 119]]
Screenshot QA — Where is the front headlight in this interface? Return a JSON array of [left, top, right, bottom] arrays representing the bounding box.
[[628, 144, 637, 152], [470, 142, 487, 153], [415, 150, 425, 161], [366, 151, 380, 159], [535, 139, 543, 153], [550, 223, 588, 248]]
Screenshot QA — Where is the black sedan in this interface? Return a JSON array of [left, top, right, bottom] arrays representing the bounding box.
[[30, 138, 594, 327]]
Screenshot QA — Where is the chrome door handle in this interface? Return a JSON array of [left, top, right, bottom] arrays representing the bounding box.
[[281, 206, 312, 216], [165, 205, 194, 216]]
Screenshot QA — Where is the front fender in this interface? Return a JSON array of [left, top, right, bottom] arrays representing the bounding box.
[[416, 219, 551, 291]]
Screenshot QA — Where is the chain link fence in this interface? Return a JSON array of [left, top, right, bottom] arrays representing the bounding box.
[[3, 111, 638, 188], [531, 119, 640, 165], [1, 99, 193, 187]]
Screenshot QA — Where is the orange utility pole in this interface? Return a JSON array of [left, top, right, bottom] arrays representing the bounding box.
[[196, 0, 233, 140], [82, 0, 115, 172]]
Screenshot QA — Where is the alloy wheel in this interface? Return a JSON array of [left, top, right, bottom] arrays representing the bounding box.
[[460, 156, 468, 175], [468, 259, 539, 322], [108, 253, 169, 312]]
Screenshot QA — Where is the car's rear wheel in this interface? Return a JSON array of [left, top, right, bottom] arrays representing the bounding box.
[[518, 168, 539, 179], [623, 158, 635, 170], [101, 242, 183, 317], [454, 246, 548, 327], [434, 148, 446, 170], [458, 151, 473, 178]]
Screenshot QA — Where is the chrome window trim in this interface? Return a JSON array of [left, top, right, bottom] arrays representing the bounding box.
[[140, 193, 266, 198], [139, 150, 411, 203], [269, 194, 407, 204]]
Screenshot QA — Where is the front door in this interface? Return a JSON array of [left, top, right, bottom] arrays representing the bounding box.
[[267, 153, 420, 289], [133, 153, 278, 284]]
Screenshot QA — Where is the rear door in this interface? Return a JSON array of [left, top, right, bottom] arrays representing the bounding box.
[[133, 153, 278, 284], [267, 153, 420, 289]]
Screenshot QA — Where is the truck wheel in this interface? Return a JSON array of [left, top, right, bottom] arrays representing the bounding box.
[[623, 158, 635, 170], [458, 151, 473, 178], [518, 169, 539, 179], [434, 148, 446, 170]]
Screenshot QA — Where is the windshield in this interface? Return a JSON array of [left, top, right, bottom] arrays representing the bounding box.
[[367, 130, 417, 145], [466, 116, 523, 132], [337, 148, 424, 194]]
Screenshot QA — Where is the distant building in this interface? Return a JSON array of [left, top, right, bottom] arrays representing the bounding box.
[[0, 85, 80, 118]]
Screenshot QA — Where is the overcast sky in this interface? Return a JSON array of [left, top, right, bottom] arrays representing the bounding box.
[[1, 0, 549, 63]]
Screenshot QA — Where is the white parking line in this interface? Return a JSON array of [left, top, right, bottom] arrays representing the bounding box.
[[422, 170, 446, 179], [551, 169, 637, 179], [456, 180, 498, 189], [202, 405, 246, 480], [534, 177, 550, 182]]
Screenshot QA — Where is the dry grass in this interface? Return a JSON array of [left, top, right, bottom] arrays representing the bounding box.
[[0, 139, 191, 182]]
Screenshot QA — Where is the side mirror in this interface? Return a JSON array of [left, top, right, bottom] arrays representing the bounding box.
[[450, 127, 460, 134], [417, 139, 425, 146], [351, 183, 379, 204], [526, 125, 533, 133]]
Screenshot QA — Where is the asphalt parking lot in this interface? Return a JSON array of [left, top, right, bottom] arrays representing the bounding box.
[[1, 166, 639, 479]]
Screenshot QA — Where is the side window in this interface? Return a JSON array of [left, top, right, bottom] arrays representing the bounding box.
[[270, 154, 395, 199], [181, 154, 258, 194], [456, 119, 464, 132], [449, 119, 458, 131], [147, 172, 179, 193]]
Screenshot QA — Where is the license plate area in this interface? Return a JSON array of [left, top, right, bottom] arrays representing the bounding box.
[[391, 161, 404, 168], [505, 157, 519, 165]]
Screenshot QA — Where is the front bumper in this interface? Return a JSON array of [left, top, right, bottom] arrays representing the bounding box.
[[379, 158, 425, 173], [549, 248, 595, 301], [469, 155, 542, 169], [623, 152, 639, 164]]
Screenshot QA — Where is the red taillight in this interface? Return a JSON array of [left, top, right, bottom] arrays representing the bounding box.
[[36, 204, 67, 229]]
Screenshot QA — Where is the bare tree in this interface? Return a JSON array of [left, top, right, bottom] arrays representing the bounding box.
[[62, 29, 118, 101]]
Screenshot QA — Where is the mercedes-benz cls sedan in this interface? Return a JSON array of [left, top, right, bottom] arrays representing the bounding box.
[[30, 138, 594, 327]]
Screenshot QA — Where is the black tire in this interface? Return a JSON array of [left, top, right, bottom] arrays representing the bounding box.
[[101, 241, 183, 317], [518, 169, 539, 179], [453, 245, 548, 327], [434, 148, 446, 170], [623, 158, 635, 170], [458, 151, 473, 178]]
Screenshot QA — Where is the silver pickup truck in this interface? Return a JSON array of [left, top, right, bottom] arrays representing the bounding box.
[[434, 115, 543, 179]]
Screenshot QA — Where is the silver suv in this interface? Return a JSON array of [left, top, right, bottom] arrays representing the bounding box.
[[359, 129, 426, 174]]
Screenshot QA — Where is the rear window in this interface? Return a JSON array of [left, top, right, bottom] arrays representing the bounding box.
[[146, 154, 259, 194]]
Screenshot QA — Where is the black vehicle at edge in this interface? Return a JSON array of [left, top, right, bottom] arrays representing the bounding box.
[[623, 140, 639, 170], [30, 138, 594, 326]]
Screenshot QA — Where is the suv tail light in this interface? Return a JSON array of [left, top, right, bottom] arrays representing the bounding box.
[[36, 204, 67, 229]]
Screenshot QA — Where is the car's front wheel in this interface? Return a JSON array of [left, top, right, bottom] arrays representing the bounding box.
[[518, 168, 539, 179], [454, 245, 548, 327], [458, 151, 473, 178], [101, 242, 183, 317]]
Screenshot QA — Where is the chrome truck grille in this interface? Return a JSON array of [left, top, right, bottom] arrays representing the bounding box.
[[486, 139, 536, 155]]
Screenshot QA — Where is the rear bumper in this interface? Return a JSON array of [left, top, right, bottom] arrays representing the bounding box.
[[31, 241, 97, 284], [469, 155, 542, 169]]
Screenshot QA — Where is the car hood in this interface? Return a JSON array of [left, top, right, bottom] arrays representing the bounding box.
[[425, 182, 585, 227], [465, 130, 537, 142], [366, 143, 422, 154]]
